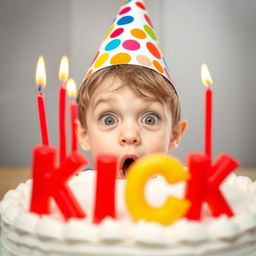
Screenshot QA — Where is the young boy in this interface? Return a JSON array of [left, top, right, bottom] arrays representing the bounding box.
[[76, 0, 187, 178], [76, 64, 187, 178]]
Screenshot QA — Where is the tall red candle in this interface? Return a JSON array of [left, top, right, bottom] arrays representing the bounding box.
[[58, 56, 69, 163], [205, 87, 212, 160], [70, 102, 78, 152], [37, 92, 49, 145], [35, 56, 49, 145], [67, 78, 78, 153], [59, 85, 67, 162], [201, 64, 213, 161]]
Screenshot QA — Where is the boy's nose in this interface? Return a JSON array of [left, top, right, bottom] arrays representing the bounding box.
[[119, 128, 141, 146]]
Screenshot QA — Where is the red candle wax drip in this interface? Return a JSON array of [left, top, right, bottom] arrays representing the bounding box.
[[37, 92, 49, 145], [93, 154, 118, 223]]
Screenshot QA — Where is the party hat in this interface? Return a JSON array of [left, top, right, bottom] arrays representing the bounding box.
[[85, 0, 171, 82]]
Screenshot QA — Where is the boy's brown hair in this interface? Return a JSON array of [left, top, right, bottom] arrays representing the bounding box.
[[77, 65, 180, 129]]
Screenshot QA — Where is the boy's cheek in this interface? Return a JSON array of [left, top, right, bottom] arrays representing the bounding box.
[[144, 134, 171, 153], [91, 136, 117, 154]]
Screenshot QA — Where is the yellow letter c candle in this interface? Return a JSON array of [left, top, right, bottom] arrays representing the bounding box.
[[125, 154, 191, 226]]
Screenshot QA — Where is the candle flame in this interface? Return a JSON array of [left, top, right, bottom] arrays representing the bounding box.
[[201, 63, 213, 87], [67, 78, 77, 97], [59, 56, 69, 83], [36, 55, 46, 88]]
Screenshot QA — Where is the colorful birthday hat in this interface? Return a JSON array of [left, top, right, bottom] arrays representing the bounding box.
[[85, 0, 171, 82]]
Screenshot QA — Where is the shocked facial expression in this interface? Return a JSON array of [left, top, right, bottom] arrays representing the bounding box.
[[77, 76, 176, 178]]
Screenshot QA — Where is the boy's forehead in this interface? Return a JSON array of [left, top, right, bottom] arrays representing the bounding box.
[[91, 75, 158, 100], [88, 78, 163, 110], [91, 88, 159, 106]]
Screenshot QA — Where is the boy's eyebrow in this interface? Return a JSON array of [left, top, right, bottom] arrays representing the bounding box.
[[92, 96, 163, 111], [92, 97, 117, 111]]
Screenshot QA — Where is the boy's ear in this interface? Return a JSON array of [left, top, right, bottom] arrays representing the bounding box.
[[76, 120, 91, 151], [169, 120, 188, 150]]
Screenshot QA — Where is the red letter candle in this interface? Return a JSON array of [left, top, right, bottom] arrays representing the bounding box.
[[185, 153, 239, 220], [126, 154, 191, 226], [93, 154, 118, 223], [30, 145, 89, 220], [185, 153, 209, 220]]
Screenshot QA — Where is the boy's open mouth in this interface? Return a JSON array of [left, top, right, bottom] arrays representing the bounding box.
[[121, 155, 138, 176]]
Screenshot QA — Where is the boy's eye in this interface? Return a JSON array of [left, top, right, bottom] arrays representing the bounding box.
[[100, 113, 118, 126], [141, 113, 160, 125]]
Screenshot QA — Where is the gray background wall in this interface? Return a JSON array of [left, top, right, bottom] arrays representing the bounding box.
[[0, 0, 255, 168]]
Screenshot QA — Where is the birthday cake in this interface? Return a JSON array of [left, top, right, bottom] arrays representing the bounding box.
[[1, 0, 256, 255], [1, 169, 256, 256]]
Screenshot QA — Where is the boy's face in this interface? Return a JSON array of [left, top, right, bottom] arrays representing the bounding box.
[[77, 76, 186, 178]]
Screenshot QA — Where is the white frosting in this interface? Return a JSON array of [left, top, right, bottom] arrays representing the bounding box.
[[13, 211, 39, 233], [16, 182, 27, 193], [248, 181, 256, 195], [134, 220, 168, 246], [209, 215, 240, 241], [234, 176, 252, 191], [35, 216, 63, 240], [170, 219, 209, 243], [225, 172, 238, 185], [63, 219, 96, 242], [234, 212, 256, 232], [98, 217, 126, 242], [2, 204, 20, 226], [1, 171, 256, 256], [249, 204, 256, 215], [3, 189, 21, 201]]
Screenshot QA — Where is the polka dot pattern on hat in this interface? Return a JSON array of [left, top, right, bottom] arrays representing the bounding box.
[[119, 6, 131, 15], [144, 14, 153, 27], [136, 54, 151, 66], [110, 28, 124, 38], [136, 1, 146, 10], [104, 25, 114, 40], [105, 39, 121, 51], [123, 39, 140, 50], [131, 28, 146, 39], [85, 0, 171, 82], [146, 42, 161, 59], [117, 16, 134, 25], [111, 53, 131, 64], [144, 25, 156, 40], [94, 53, 109, 68]]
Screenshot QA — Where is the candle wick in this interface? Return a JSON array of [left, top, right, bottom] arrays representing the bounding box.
[[38, 85, 42, 92]]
